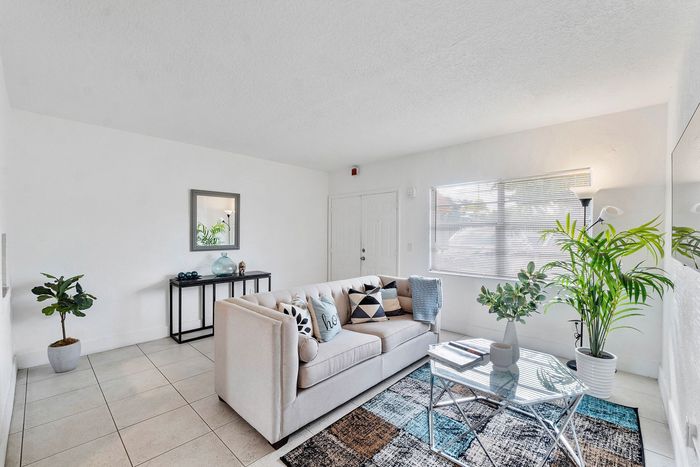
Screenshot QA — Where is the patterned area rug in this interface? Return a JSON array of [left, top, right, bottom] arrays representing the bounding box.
[[281, 363, 645, 466]]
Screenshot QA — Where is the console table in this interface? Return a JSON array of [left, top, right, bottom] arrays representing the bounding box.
[[169, 271, 272, 343]]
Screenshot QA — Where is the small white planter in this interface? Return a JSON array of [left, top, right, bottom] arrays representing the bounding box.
[[47, 339, 81, 373], [575, 347, 617, 399]]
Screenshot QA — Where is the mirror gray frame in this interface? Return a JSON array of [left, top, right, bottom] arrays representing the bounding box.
[[190, 189, 240, 251]]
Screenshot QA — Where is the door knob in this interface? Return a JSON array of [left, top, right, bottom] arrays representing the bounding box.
[[360, 256, 366, 261]]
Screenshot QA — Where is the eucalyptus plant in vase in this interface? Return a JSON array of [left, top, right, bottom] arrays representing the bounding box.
[[476, 262, 547, 363], [542, 215, 672, 398], [31, 273, 96, 373]]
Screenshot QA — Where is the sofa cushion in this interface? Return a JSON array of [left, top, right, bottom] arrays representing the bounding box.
[[364, 281, 403, 316], [278, 301, 313, 338], [343, 314, 430, 353], [298, 329, 381, 388], [348, 288, 387, 324], [308, 295, 342, 342], [298, 334, 319, 363]]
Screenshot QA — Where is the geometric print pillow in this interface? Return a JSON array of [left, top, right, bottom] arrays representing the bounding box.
[[348, 287, 387, 324], [363, 281, 403, 316], [278, 302, 313, 338]]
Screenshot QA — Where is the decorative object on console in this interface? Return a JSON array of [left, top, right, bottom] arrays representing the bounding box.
[[348, 287, 387, 324], [363, 281, 403, 316], [308, 295, 342, 342], [31, 273, 97, 373], [212, 252, 236, 276], [177, 271, 201, 280], [238, 260, 246, 275], [476, 262, 546, 364], [543, 214, 673, 398]]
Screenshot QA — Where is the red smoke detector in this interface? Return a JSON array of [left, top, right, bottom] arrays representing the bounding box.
[[351, 166, 359, 176]]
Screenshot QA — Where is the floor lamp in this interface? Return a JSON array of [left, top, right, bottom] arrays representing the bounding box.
[[567, 186, 597, 371]]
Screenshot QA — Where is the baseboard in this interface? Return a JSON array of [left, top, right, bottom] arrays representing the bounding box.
[[658, 370, 696, 466], [15, 324, 171, 368], [0, 356, 17, 467]]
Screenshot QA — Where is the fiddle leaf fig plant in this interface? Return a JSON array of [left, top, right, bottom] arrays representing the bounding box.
[[476, 262, 547, 323], [31, 273, 96, 346]]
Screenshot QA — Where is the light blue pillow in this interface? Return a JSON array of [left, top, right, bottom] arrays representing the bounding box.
[[308, 296, 341, 342]]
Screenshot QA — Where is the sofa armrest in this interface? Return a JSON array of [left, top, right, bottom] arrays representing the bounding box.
[[214, 299, 298, 443]]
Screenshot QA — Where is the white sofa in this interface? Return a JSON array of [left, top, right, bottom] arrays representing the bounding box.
[[214, 275, 440, 446]]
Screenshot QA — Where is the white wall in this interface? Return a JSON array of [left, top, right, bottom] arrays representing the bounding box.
[[329, 105, 668, 378], [662, 12, 700, 466], [7, 111, 329, 368], [0, 55, 15, 467]]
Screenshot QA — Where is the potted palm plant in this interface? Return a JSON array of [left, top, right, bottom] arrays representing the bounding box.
[[476, 262, 547, 363], [31, 273, 96, 373], [542, 215, 672, 398]]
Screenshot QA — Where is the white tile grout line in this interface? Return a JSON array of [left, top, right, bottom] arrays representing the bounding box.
[[138, 340, 247, 467], [18, 376, 27, 467], [87, 349, 137, 467]]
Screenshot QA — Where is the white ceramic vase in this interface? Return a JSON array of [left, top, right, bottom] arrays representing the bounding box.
[[575, 347, 618, 399], [503, 320, 520, 364]]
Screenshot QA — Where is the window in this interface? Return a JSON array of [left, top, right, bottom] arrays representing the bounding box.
[[430, 169, 591, 279]]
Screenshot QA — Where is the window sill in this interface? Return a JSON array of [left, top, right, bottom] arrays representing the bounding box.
[[428, 269, 517, 281]]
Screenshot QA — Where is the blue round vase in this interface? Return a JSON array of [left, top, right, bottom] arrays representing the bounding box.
[[212, 252, 235, 276]]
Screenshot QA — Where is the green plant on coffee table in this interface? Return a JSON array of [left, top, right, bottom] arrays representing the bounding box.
[[476, 262, 547, 323], [542, 215, 673, 358], [31, 273, 96, 347], [197, 221, 227, 245]]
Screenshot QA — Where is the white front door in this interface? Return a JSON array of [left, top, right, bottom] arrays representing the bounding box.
[[361, 192, 398, 276], [329, 191, 398, 280], [330, 195, 362, 281]]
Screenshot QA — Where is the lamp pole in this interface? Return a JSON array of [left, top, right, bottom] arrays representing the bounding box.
[[567, 192, 593, 372]]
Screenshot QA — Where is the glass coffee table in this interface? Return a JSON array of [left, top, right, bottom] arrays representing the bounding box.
[[428, 339, 587, 467]]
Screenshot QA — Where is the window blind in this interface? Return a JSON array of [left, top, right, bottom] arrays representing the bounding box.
[[430, 169, 591, 279]]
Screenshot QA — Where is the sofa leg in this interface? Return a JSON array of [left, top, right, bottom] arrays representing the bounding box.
[[271, 436, 289, 450]]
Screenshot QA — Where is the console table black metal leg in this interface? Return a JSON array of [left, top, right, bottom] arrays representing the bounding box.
[[269, 277, 272, 291], [169, 283, 173, 337], [178, 286, 183, 343], [255, 278, 259, 293], [243, 280, 246, 295], [212, 283, 216, 327], [201, 284, 206, 328]]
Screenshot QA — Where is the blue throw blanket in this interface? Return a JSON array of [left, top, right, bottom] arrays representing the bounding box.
[[409, 275, 442, 324]]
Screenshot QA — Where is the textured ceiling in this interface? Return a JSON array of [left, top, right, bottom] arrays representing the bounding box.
[[0, 1, 698, 170]]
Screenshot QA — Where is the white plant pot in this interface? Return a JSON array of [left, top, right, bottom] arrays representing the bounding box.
[[47, 339, 81, 373], [575, 347, 617, 399]]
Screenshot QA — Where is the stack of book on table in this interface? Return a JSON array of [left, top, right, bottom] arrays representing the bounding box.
[[428, 340, 491, 371]]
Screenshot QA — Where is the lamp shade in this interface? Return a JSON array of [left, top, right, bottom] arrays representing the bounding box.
[[224, 209, 233, 216], [597, 205, 623, 222], [569, 186, 597, 200]]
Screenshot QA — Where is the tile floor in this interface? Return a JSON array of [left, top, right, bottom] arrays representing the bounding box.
[[4, 330, 675, 466]]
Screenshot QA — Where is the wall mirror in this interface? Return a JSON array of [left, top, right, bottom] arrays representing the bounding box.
[[190, 190, 240, 251], [672, 102, 700, 269]]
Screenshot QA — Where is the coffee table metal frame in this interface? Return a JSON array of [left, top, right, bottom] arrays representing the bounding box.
[[428, 348, 586, 467]]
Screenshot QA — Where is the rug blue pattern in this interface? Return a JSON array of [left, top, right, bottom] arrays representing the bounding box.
[[282, 363, 646, 466]]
